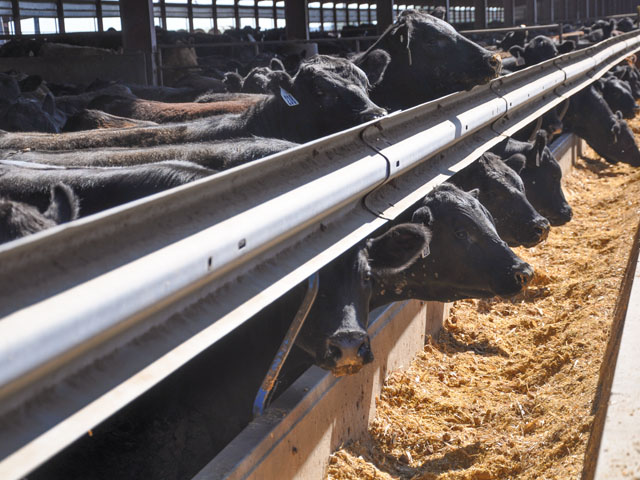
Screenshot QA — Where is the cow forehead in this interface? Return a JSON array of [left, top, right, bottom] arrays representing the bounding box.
[[299, 58, 368, 88], [403, 10, 457, 37]]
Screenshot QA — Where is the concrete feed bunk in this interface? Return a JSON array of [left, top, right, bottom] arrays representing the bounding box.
[[327, 138, 640, 479]]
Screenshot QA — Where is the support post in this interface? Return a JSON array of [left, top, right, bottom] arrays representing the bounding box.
[[10, 0, 20, 35], [526, 0, 537, 24], [96, 0, 104, 32], [56, 0, 65, 33], [376, 0, 394, 33], [285, 0, 309, 40], [474, 0, 487, 28], [121, 0, 158, 85], [503, 0, 515, 26]]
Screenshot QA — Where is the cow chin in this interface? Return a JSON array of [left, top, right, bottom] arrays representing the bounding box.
[[331, 364, 365, 377]]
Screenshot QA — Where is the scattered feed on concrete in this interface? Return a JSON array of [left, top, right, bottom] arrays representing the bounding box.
[[327, 139, 640, 479]]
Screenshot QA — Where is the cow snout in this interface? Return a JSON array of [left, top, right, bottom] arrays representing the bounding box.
[[487, 53, 503, 73], [325, 332, 374, 377], [532, 217, 551, 242], [359, 107, 387, 123], [549, 205, 573, 226], [513, 263, 534, 288]]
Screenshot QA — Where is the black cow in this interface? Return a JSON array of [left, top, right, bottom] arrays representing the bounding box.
[[370, 184, 534, 308], [564, 84, 640, 166], [0, 55, 388, 150], [3, 137, 296, 170], [509, 35, 575, 68], [449, 152, 550, 247], [0, 183, 78, 244], [612, 64, 640, 99], [491, 131, 573, 226], [296, 223, 431, 375], [498, 29, 527, 51], [597, 75, 639, 119], [29, 223, 431, 480], [355, 10, 501, 110], [512, 101, 569, 142], [0, 160, 215, 216], [616, 17, 636, 33]]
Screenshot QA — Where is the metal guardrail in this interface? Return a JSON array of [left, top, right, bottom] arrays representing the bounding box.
[[0, 29, 639, 480]]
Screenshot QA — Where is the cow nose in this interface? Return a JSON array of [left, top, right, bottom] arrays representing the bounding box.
[[488, 53, 502, 72], [326, 332, 374, 375], [359, 107, 386, 123], [513, 263, 534, 288], [532, 217, 551, 241]]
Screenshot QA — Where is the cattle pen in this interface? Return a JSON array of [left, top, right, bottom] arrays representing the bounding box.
[[1, 2, 640, 480]]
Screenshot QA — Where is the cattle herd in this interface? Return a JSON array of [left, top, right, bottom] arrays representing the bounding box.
[[5, 10, 640, 478]]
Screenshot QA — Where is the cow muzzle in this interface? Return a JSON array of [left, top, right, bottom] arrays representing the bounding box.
[[324, 331, 374, 377], [359, 107, 387, 123]]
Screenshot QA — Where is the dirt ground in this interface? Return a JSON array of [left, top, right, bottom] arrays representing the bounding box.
[[326, 132, 640, 479]]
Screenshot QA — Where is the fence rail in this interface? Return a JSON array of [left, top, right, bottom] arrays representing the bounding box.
[[1, 27, 640, 480]]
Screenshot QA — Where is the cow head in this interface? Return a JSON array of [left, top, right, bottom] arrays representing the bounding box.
[[0, 93, 65, 133], [268, 55, 388, 140], [452, 152, 550, 247], [297, 223, 431, 376], [510, 35, 575, 67], [371, 184, 533, 308], [0, 183, 79, 244], [597, 76, 639, 119], [516, 132, 573, 226], [366, 10, 501, 104]]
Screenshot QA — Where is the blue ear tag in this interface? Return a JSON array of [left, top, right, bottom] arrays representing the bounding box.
[[280, 87, 299, 107]]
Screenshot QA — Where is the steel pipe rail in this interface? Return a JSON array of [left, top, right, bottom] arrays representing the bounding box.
[[1, 30, 640, 480]]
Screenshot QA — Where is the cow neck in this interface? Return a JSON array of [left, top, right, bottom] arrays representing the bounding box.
[[238, 95, 302, 142], [371, 49, 435, 110]]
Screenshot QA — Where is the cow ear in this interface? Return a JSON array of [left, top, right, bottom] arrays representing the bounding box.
[[411, 206, 433, 227], [534, 130, 548, 162], [269, 57, 285, 71], [44, 183, 80, 224], [467, 188, 480, 199], [504, 153, 526, 174], [557, 40, 575, 54], [367, 223, 432, 272], [267, 71, 294, 96], [595, 78, 605, 90], [41, 93, 55, 116], [355, 49, 391, 86], [223, 72, 243, 93], [509, 45, 524, 58], [18, 74, 42, 92], [615, 110, 624, 120]]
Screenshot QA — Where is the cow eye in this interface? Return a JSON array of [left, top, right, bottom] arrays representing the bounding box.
[[363, 270, 372, 281], [455, 230, 468, 240], [315, 88, 324, 97]]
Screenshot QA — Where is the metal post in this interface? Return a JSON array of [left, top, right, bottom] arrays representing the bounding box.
[[160, 0, 167, 30], [253, 273, 319, 418], [474, 0, 487, 28], [10, 0, 20, 35], [285, 0, 309, 40], [234, 0, 240, 29], [121, 0, 158, 85], [187, 0, 194, 32], [503, 0, 515, 26], [526, 0, 537, 24], [376, 0, 394, 33], [273, 0, 278, 28], [96, 0, 104, 32], [444, 0, 450, 22], [213, 0, 219, 32], [56, 0, 65, 33]]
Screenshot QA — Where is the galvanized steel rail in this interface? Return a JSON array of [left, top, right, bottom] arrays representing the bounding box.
[[1, 30, 640, 480]]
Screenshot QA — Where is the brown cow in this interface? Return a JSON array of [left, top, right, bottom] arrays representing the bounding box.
[[88, 93, 265, 123]]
